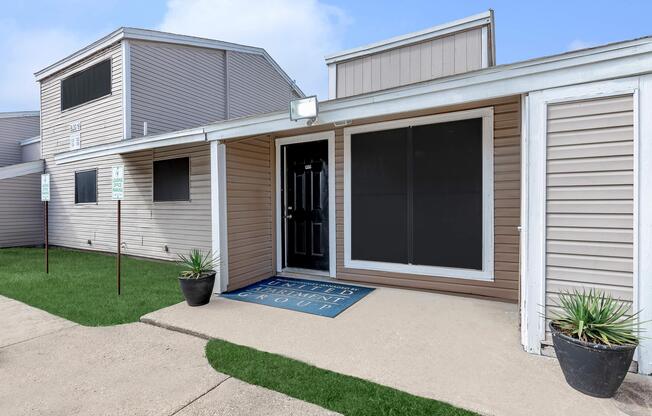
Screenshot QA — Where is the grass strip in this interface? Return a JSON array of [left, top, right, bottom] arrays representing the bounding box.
[[205, 338, 477, 416], [0, 247, 183, 326]]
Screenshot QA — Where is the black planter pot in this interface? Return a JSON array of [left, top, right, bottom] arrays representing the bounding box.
[[550, 322, 636, 398], [178, 272, 216, 306]]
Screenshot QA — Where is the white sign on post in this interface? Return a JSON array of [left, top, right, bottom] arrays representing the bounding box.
[[112, 165, 124, 200], [41, 174, 50, 202]]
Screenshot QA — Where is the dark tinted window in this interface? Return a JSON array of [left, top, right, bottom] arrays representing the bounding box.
[[61, 60, 112, 110], [351, 128, 408, 263], [75, 170, 97, 204], [153, 157, 190, 202], [412, 119, 483, 270], [349, 118, 484, 270]]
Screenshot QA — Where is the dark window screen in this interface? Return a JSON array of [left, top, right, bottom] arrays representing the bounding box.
[[61, 60, 112, 110], [351, 128, 408, 263], [75, 170, 97, 204], [350, 118, 484, 270], [153, 157, 190, 202], [412, 119, 483, 270]]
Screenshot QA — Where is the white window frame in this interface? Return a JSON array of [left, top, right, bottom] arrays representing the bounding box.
[[343, 107, 494, 281], [521, 78, 643, 361], [275, 131, 337, 278]]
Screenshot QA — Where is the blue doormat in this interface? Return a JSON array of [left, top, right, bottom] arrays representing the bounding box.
[[221, 277, 375, 318]]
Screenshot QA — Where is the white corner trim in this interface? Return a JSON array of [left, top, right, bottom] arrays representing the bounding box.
[[275, 131, 336, 278], [520, 94, 531, 349], [211, 141, 229, 293], [481, 26, 489, 68], [328, 64, 337, 100], [343, 107, 494, 281], [325, 11, 492, 64], [636, 74, 652, 375], [122, 40, 131, 140], [0, 160, 44, 180], [522, 78, 640, 356]]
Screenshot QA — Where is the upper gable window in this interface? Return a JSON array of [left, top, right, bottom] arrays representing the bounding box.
[[61, 59, 112, 111]]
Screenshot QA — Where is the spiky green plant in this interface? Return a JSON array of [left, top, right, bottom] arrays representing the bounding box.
[[177, 249, 217, 279], [550, 289, 642, 346]]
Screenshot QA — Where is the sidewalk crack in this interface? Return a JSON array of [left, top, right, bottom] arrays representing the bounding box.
[[169, 376, 232, 416]]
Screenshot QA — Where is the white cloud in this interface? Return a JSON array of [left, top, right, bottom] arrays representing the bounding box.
[[159, 0, 351, 99], [567, 39, 595, 51], [0, 22, 87, 112]]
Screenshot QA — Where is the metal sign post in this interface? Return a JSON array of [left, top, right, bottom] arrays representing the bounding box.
[[112, 166, 124, 295], [41, 174, 50, 274]]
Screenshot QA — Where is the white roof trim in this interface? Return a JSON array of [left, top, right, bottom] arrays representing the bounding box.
[[54, 34, 652, 165], [20, 136, 41, 146], [0, 111, 39, 119], [0, 160, 43, 180], [325, 11, 492, 64], [34, 27, 304, 97]]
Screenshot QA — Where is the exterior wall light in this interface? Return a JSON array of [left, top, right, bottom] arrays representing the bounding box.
[[290, 95, 318, 123]]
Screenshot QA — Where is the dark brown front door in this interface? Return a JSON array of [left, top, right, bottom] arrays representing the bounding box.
[[282, 140, 329, 271]]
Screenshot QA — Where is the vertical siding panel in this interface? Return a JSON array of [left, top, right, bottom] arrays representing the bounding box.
[[409, 44, 421, 84], [371, 54, 382, 91], [361, 56, 372, 94], [442, 36, 455, 76], [454, 31, 468, 73], [544, 95, 634, 341], [419, 41, 432, 81], [345, 61, 355, 97], [431, 38, 443, 78], [336, 64, 346, 98], [466, 28, 482, 71], [380, 51, 392, 90], [399, 47, 411, 85], [388, 49, 401, 88], [353, 59, 364, 96]]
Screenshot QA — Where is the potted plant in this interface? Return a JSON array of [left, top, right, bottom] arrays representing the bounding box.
[[177, 249, 217, 306], [549, 290, 642, 398]]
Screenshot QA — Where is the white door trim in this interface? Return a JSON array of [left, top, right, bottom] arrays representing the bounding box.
[[275, 131, 336, 278], [521, 77, 642, 362]]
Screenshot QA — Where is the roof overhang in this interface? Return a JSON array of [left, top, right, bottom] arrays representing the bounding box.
[[325, 11, 493, 65], [0, 111, 39, 119], [34, 27, 304, 97], [20, 136, 41, 146], [54, 34, 652, 165], [0, 160, 44, 180]]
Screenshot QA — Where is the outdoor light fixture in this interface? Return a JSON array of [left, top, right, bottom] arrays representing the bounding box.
[[290, 95, 318, 123]]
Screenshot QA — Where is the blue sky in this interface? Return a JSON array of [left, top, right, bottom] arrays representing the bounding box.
[[2, 0, 651, 111]]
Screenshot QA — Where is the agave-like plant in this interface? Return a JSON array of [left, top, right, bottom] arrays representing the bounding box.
[[550, 289, 642, 346], [177, 249, 217, 279]]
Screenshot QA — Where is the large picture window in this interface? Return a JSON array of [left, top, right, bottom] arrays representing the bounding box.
[[344, 109, 494, 280], [75, 169, 97, 204], [61, 59, 112, 111], [153, 157, 190, 202]]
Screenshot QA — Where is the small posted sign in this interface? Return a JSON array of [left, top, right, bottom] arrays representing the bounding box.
[[112, 165, 124, 200], [41, 174, 50, 202]]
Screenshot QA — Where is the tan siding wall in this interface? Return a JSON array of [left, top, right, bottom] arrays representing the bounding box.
[[41, 43, 123, 157], [545, 95, 634, 339], [0, 116, 40, 167], [225, 136, 274, 289], [0, 172, 43, 247], [225, 96, 521, 301], [129, 41, 227, 138], [227, 51, 294, 118], [336, 28, 484, 99]]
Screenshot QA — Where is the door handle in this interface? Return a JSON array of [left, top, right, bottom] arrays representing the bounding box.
[[285, 214, 293, 219]]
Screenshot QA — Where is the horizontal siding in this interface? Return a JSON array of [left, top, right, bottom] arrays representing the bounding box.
[[44, 143, 211, 261], [336, 27, 485, 98], [41, 43, 123, 159], [225, 136, 274, 290], [544, 95, 634, 342], [0, 116, 40, 167], [0, 173, 44, 247], [227, 51, 294, 119], [129, 41, 227, 138]]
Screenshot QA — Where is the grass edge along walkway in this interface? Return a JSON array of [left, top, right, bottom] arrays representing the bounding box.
[[205, 338, 478, 416]]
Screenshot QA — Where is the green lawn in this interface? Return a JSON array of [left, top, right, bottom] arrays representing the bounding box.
[[0, 247, 183, 326], [206, 339, 477, 416]]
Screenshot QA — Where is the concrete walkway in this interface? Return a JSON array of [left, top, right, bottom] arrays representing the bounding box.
[[142, 287, 652, 416], [0, 296, 338, 416]]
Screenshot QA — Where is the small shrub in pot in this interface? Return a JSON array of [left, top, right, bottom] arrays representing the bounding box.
[[549, 290, 643, 398], [177, 249, 217, 307]]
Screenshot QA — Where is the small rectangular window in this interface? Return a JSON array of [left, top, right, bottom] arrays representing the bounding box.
[[75, 170, 97, 204], [153, 157, 190, 202], [61, 60, 112, 111]]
